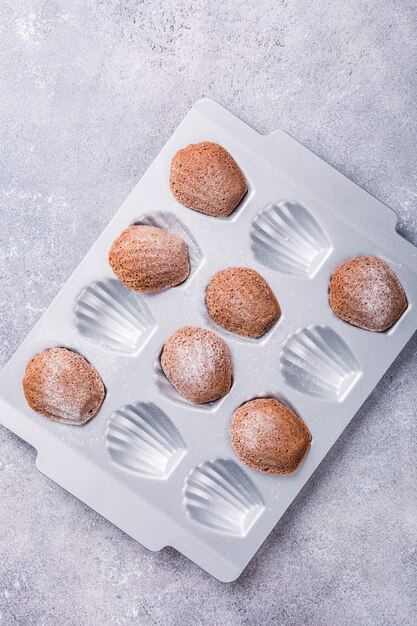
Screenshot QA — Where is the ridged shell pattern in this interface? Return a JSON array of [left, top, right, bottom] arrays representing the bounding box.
[[105, 402, 186, 478], [251, 202, 331, 278], [280, 325, 360, 401], [75, 279, 155, 354], [138, 211, 202, 271], [184, 459, 264, 536]]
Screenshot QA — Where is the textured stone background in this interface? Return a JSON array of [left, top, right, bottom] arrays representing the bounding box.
[[1, 1, 417, 624]]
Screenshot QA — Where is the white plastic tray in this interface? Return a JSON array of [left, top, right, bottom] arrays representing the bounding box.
[[0, 99, 416, 581]]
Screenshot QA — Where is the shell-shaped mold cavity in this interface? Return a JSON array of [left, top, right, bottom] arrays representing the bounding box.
[[75, 279, 156, 354], [280, 325, 360, 401], [138, 211, 202, 272], [184, 459, 264, 536], [105, 402, 186, 478], [251, 202, 331, 278]]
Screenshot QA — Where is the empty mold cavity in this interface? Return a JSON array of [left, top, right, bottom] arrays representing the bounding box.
[[105, 402, 186, 479], [154, 353, 230, 413], [251, 201, 331, 278], [137, 211, 202, 273], [280, 325, 360, 401], [184, 459, 264, 536], [75, 279, 156, 355]]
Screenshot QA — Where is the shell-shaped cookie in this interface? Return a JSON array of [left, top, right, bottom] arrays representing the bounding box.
[[329, 256, 407, 332], [75, 279, 155, 354], [184, 459, 264, 536], [22, 347, 105, 425], [280, 325, 360, 401], [105, 402, 186, 478], [160, 326, 233, 405], [205, 267, 281, 338], [230, 398, 311, 475], [170, 142, 247, 217], [108, 224, 190, 292], [251, 202, 331, 278]]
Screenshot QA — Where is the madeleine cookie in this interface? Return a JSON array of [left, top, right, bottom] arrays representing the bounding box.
[[230, 398, 311, 475], [161, 326, 232, 404], [170, 142, 247, 217], [109, 225, 190, 292], [206, 267, 280, 337], [329, 256, 407, 332], [23, 348, 105, 425]]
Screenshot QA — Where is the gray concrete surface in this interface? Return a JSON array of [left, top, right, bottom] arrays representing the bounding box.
[[1, 0, 417, 624]]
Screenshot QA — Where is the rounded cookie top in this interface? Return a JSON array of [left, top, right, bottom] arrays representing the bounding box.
[[329, 256, 407, 332], [230, 398, 311, 475], [205, 267, 281, 338], [160, 326, 232, 404], [109, 224, 190, 292], [22, 347, 105, 425], [170, 141, 247, 217]]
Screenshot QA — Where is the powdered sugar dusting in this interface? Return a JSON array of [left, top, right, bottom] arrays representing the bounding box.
[[161, 327, 232, 404], [26, 348, 104, 424], [175, 334, 219, 381], [331, 257, 407, 331], [351, 263, 398, 324]]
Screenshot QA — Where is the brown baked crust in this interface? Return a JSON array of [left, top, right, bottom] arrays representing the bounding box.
[[205, 267, 280, 338], [230, 398, 311, 475], [329, 256, 407, 332], [22, 347, 105, 425], [169, 142, 247, 217], [108, 225, 190, 292], [160, 326, 232, 404]]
